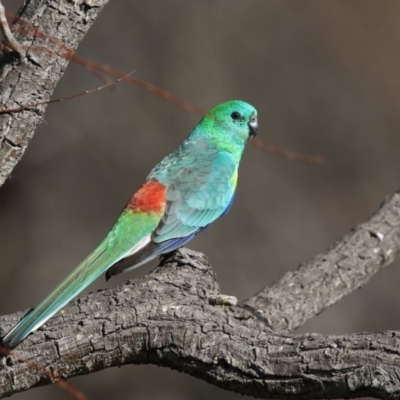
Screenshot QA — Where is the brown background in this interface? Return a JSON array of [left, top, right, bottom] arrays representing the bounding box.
[[1, 1, 400, 399]]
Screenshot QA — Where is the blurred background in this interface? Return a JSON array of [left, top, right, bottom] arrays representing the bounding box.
[[1, 0, 400, 399]]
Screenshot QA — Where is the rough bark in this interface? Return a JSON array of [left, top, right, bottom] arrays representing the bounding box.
[[244, 191, 400, 333], [0, 0, 109, 187], [1, 250, 400, 399]]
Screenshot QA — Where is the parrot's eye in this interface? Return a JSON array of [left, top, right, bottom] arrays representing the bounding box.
[[231, 111, 241, 120]]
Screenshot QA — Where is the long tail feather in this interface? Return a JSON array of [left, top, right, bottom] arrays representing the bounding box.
[[2, 241, 119, 350]]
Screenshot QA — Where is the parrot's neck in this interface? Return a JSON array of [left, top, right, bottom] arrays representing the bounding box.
[[190, 127, 246, 162]]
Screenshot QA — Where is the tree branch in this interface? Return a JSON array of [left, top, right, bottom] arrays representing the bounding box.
[[0, 0, 109, 187], [0, 250, 399, 399], [243, 190, 400, 332]]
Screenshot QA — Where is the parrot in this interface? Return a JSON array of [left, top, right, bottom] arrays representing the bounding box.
[[1, 100, 258, 351]]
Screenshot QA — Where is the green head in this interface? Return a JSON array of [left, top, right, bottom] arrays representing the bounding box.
[[193, 100, 258, 158]]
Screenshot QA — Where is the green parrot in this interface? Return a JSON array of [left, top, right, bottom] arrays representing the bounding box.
[[1, 100, 258, 350]]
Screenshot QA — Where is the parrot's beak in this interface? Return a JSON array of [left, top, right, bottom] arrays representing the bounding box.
[[249, 116, 258, 137]]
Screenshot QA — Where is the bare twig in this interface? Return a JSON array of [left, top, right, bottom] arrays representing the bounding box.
[[251, 136, 325, 165], [0, 1, 23, 55], [0, 6, 325, 175], [0, 71, 134, 114], [11, 356, 90, 400], [55, 380, 89, 400]]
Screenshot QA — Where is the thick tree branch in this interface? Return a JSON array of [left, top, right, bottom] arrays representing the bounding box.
[[243, 190, 400, 332], [0, 250, 400, 399], [0, 0, 108, 187]]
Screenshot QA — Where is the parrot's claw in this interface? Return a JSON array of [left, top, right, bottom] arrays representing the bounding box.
[[208, 294, 238, 306], [175, 247, 209, 271]]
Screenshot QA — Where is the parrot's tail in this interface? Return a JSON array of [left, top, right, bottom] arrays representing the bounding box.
[[1, 241, 118, 350]]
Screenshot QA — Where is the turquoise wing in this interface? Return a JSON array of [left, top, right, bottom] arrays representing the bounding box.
[[151, 151, 238, 243]]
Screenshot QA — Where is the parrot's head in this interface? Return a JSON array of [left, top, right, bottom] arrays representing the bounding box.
[[210, 100, 257, 137], [196, 100, 258, 156]]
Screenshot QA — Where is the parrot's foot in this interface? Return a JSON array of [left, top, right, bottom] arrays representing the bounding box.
[[208, 294, 238, 306], [175, 247, 209, 271]]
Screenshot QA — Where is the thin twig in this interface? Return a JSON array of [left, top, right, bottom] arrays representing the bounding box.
[[0, 71, 134, 114], [2, 10, 325, 166], [252, 136, 325, 165], [0, 1, 23, 54], [21, 357, 89, 400]]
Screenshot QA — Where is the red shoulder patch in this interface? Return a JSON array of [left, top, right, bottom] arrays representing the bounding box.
[[127, 179, 166, 214]]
